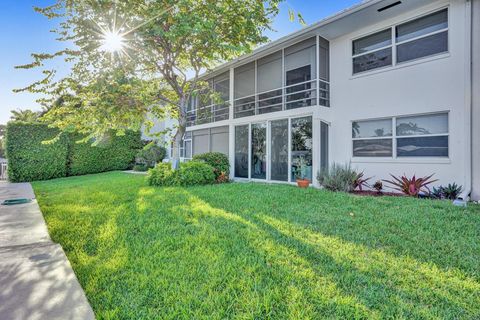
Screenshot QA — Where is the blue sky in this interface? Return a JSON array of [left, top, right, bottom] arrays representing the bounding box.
[[0, 0, 361, 124]]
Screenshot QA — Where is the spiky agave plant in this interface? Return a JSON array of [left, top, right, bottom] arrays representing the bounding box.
[[383, 174, 438, 197], [352, 171, 371, 191]]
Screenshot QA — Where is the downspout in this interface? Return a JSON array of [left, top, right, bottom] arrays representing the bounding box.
[[458, 0, 473, 201]]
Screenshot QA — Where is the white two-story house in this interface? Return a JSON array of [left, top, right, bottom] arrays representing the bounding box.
[[165, 0, 479, 200]]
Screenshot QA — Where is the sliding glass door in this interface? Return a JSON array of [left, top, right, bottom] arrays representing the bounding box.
[[291, 117, 313, 182], [251, 123, 267, 179], [234, 125, 249, 178], [270, 119, 289, 181], [234, 116, 313, 183]]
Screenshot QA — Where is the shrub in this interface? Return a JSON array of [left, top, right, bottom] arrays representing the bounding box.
[[383, 174, 437, 197], [432, 183, 463, 200], [147, 162, 175, 186], [192, 152, 229, 182], [317, 163, 358, 192], [68, 131, 141, 176], [136, 144, 167, 168], [5, 122, 142, 182], [5, 122, 69, 182], [147, 161, 215, 187], [174, 161, 216, 186]]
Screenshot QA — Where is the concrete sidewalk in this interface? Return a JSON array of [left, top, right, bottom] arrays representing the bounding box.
[[0, 181, 95, 320]]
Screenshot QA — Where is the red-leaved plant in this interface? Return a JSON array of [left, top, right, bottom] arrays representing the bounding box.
[[383, 174, 437, 197], [353, 171, 371, 191]]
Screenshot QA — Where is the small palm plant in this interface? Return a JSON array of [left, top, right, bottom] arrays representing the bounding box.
[[383, 174, 437, 197]]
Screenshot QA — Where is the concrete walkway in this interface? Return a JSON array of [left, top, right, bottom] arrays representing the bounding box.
[[0, 181, 95, 320]]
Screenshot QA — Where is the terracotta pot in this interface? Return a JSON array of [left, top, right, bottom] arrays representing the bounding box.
[[296, 179, 310, 188]]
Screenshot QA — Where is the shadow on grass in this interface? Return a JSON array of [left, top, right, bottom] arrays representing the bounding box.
[[33, 173, 480, 319]]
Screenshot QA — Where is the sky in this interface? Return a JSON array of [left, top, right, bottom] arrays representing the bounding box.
[[0, 0, 361, 125]]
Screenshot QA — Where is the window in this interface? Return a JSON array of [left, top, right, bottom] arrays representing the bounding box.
[[251, 123, 267, 179], [396, 113, 448, 157], [352, 112, 448, 158], [291, 117, 313, 182], [234, 62, 256, 118], [235, 125, 249, 178], [257, 51, 283, 114], [352, 9, 448, 74], [285, 38, 317, 109], [352, 118, 393, 157], [396, 9, 448, 63], [353, 29, 392, 74], [213, 72, 230, 122], [270, 119, 289, 181]]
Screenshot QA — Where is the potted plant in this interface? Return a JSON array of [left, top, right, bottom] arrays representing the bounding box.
[[295, 156, 310, 188]]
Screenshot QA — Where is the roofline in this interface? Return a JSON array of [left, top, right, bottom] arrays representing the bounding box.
[[201, 0, 385, 78]]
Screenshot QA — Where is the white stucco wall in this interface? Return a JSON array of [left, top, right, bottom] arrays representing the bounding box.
[[328, 0, 470, 190], [472, 0, 480, 200]]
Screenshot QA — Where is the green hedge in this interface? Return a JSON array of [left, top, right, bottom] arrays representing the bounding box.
[[5, 122, 141, 182], [6, 122, 69, 182], [69, 132, 141, 176]]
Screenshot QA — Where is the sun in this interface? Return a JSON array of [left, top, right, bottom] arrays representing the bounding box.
[[100, 31, 125, 53]]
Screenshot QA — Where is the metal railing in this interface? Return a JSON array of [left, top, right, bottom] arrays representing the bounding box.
[[0, 160, 7, 181], [186, 103, 230, 127], [186, 78, 330, 126], [234, 78, 330, 119]]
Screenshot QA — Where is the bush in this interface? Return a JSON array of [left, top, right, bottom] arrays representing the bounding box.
[[192, 152, 229, 182], [6, 122, 69, 182], [136, 144, 166, 168], [147, 162, 175, 186], [147, 161, 215, 187], [317, 163, 358, 192], [174, 161, 216, 186], [69, 131, 141, 176], [5, 122, 142, 182]]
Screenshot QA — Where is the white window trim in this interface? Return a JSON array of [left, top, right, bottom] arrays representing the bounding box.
[[351, 112, 450, 161], [351, 6, 450, 76]]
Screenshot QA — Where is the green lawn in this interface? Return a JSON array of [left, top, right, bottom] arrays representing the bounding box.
[[33, 172, 480, 319]]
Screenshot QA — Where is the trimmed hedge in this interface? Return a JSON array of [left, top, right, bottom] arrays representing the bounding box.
[[69, 132, 140, 176], [5, 122, 141, 182], [6, 122, 69, 182]]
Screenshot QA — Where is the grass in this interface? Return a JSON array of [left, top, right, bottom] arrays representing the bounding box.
[[32, 171, 480, 319]]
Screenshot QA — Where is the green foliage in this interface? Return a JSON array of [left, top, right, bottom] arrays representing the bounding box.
[[6, 122, 69, 182], [173, 161, 216, 186], [432, 183, 463, 200], [32, 172, 480, 319], [136, 144, 167, 168], [148, 161, 215, 187], [68, 131, 141, 176], [192, 152, 229, 182], [147, 162, 175, 186], [9, 109, 42, 123], [16, 0, 291, 162], [384, 174, 437, 197], [317, 163, 358, 192], [5, 122, 140, 182]]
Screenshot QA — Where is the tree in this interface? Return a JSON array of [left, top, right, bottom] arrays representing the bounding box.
[[9, 109, 41, 123], [15, 0, 303, 166]]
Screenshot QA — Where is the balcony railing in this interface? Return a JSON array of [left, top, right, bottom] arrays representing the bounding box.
[[186, 103, 229, 127], [186, 79, 330, 126]]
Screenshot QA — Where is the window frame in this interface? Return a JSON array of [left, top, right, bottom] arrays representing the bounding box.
[[351, 112, 450, 160], [351, 6, 449, 76]]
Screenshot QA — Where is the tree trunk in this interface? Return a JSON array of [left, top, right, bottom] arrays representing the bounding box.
[[171, 100, 187, 170]]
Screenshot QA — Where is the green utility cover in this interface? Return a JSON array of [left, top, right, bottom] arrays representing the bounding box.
[[1, 198, 32, 206]]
